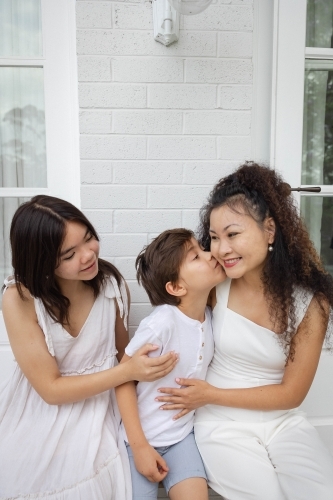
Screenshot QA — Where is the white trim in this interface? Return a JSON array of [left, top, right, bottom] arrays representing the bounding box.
[[270, 0, 307, 186], [0, 188, 50, 197], [251, 0, 274, 164], [42, 0, 80, 207], [306, 47, 333, 59], [0, 58, 43, 66]]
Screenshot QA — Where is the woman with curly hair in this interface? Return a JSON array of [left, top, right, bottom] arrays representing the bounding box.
[[156, 163, 333, 499]]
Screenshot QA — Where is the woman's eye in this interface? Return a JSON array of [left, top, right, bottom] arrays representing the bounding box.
[[210, 236, 218, 241], [63, 253, 75, 261], [86, 232, 93, 241], [193, 254, 199, 260], [228, 233, 237, 238]]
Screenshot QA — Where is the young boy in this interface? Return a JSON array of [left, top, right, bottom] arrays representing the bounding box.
[[116, 229, 225, 500]]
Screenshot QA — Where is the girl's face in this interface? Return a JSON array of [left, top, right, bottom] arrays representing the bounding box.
[[54, 221, 99, 282], [209, 204, 275, 279]]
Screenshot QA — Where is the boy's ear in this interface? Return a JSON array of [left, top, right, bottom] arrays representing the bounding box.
[[165, 281, 187, 298]]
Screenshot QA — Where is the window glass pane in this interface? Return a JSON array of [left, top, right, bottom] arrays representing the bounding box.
[[0, 66, 47, 187], [0, 197, 29, 309], [306, 0, 333, 48], [302, 61, 333, 185], [0, 0, 42, 57], [301, 196, 333, 277]]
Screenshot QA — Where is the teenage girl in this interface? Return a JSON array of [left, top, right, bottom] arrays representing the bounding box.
[[0, 195, 177, 500]]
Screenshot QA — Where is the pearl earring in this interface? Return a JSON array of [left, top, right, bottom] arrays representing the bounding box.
[[268, 245, 273, 252]]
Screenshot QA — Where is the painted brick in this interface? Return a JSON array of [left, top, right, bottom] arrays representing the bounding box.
[[76, 2, 112, 28], [77, 56, 111, 82], [79, 83, 146, 108], [184, 111, 251, 135], [83, 209, 113, 233], [113, 111, 182, 134], [113, 162, 183, 184], [219, 85, 252, 109], [76, 30, 216, 57], [114, 210, 182, 233], [148, 137, 216, 160], [130, 303, 154, 325], [183, 5, 253, 31], [218, 136, 251, 160], [218, 32, 253, 58], [81, 185, 146, 208], [182, 210, 200, 232], [81, 160, 113, 183], [112, 257, 137, 280], [79, 110, 112, 133], [186, 59, 252, 84], [80, 136, 147, 159], [114, 3, 152, 30], [183, 161, 239, 184], [127, 281, 149, 303], [100, 234, 147, 256], [148, 85, 216, 109], [113, 58, 183, 83], [148, 186, 208, 208]]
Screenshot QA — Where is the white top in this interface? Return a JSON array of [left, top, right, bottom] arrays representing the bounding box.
[[0, 276, 131, 500], [195, 278, 313, 424], [123, 304, 214, 447]]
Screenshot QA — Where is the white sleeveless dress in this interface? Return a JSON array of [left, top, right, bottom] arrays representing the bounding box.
[[0, 276, 131, 500], [194, 279, 333, 500]]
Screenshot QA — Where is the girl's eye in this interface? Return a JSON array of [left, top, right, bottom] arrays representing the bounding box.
[[193, 254, 199, 260], [63, 253, 75, 261], [86, 232, 93, 241]]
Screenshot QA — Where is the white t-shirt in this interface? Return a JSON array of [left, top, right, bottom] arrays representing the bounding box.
[[123, 304, 214, 447]]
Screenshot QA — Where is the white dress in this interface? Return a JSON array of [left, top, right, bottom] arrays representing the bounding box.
[[0, 276, 131, 500], [194, 278, 333, 500]]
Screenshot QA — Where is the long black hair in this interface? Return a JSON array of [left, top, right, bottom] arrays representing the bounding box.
[[8, 195, 124, 326]]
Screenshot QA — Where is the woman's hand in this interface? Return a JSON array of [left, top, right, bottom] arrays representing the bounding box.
[[156, 378, 212, 419], [127, 345, 178, 382]]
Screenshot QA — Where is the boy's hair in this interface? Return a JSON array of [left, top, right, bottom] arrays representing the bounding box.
[[136, 228, 194, 306]]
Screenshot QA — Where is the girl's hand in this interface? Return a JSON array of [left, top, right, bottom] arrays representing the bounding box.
[[156, 378, 211, 418], [128, 344, 178, 382], [132, 443, 169, 482]]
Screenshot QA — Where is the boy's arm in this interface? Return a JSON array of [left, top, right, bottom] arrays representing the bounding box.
[[116, 353, 169, 482]]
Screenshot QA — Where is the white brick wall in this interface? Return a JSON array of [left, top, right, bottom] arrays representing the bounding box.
[[76, 0, 254, 333]]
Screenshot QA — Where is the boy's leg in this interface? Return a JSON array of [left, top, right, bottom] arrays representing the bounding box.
[[161, 430, 208, 500], [169, 478, 208, 500], [126, 443, 159, 500]]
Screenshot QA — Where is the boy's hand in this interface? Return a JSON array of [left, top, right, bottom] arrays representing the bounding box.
[[132, 443, 169, 482]]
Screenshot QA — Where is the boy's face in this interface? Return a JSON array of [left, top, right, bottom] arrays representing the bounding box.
[[178, 237, 226, 294]]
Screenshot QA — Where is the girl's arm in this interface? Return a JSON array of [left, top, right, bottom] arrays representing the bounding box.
[[115, 354, 169, 483], [156, 296, 327, 416], [2, 286, 178, 406]]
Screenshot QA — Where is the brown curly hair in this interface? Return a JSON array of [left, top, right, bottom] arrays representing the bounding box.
[[198, 162, 333, 360]]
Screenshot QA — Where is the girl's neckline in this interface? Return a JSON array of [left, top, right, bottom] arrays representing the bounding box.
[[61, 295, 98, 339]]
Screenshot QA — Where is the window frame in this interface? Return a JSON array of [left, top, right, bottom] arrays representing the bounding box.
[[0, 0, 80, 347]]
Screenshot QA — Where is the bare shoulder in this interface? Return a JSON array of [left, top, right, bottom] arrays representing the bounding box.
[[2, 283, 37, 324]]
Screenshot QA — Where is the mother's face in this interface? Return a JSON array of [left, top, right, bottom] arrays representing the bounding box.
[[209, 204, 275, 279]]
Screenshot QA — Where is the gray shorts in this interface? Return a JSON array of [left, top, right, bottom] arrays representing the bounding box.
[[126, 429, 207, 500]]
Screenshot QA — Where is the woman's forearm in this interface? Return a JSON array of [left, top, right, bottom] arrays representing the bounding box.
[[207, 383, 302, 410]]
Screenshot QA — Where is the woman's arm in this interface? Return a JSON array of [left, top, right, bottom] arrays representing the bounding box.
[[156, 296, 327, 416], [116, 354, 169, 482], [2, 286, 178, 406]]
